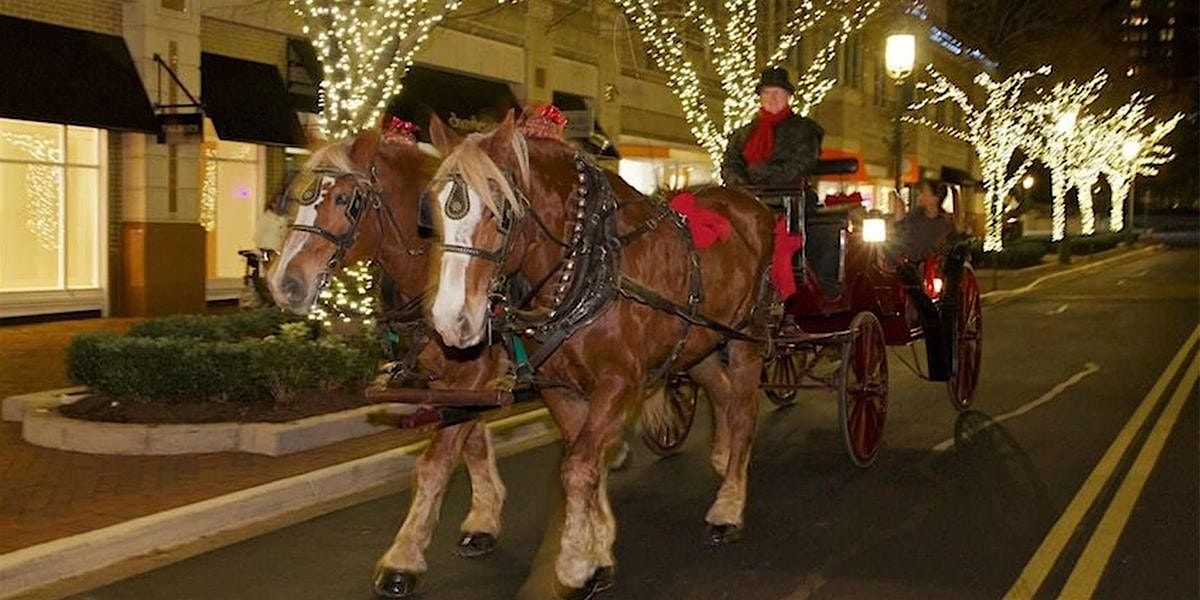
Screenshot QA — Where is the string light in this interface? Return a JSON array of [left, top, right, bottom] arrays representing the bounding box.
[[616, 0, 881, 177], [308, 260, 378, 330], [905, 65, 1051, 251], [0, 131, 62, 251], [292, 0, 519, 139]]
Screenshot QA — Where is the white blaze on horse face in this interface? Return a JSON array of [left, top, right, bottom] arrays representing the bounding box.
[[430, 182, 489, 348], [270, 175, 333, 311]]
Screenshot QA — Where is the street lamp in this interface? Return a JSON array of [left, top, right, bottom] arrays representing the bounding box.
[[1022, 175, 1035, 190], [886, 33, 916, 195], [1122, 138, 1142, 233]]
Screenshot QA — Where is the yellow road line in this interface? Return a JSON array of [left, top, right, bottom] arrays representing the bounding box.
[[1059, 356, 1200, 597], [1003, 323, 1200, 600]]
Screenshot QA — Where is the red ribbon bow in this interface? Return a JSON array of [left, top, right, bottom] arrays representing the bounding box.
[[383, 117, 420, 144], [519, 104, 568, 139]]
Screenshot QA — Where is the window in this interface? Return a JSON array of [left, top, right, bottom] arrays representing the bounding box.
[[201, 138, 260, 280], [0, 119, 102, 291], [839, 34, 862, 88]]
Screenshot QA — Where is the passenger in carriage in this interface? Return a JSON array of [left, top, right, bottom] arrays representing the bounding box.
[[892, 179, 958, 260]]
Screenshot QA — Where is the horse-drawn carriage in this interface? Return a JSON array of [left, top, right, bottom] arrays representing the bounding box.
[[640, 158, 983, 467]]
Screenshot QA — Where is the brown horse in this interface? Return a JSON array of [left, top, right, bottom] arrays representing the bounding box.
[[265, 129, 512, 598], [424, 113, 774, 596]]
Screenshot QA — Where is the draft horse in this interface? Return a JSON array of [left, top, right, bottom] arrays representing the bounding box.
[[424, 113, 774, 596], [266, 129, 511, 597]]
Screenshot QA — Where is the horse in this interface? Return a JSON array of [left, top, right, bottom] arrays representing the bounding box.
[[265, 128, 512, 598], [423, 112, 774, 597]]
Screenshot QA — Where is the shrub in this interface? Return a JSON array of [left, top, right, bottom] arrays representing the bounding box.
[[970, 239, 1051, 269], [127, 308, 304, 341], [1068, 233, 1123, 255], [65, 331, 379, 403]]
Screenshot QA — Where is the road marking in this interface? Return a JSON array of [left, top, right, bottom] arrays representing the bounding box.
[[931, 362, 1100, 452], [1059, 356, 1199, 596], [1044, 303, 1070, 316], [1116, 279, 1128, 286], [1003, 324, 1200, 600], [981, 245, 1158, 302]]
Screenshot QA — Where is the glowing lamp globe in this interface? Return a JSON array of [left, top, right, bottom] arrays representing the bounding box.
[[863, 216, 887, 243], [885, 34, 916, 80], [1122, 139, 1141, 160], [1022, 175, 1035, 190]]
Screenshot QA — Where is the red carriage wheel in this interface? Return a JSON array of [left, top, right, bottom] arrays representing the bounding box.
[[838, 312, 889, 468], [761, 345, 802, 406], [947, 264, 982, 411], [640, 377, 699, 457]]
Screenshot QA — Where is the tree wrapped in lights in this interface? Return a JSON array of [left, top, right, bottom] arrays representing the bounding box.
[[292, 0, 517, 138], [307, 260, 379, 330], [615, 0, 882, 173], [905, 65, 1049, 251], [1020, 70, 1108, 241], [1092, 99, 1182, 232]]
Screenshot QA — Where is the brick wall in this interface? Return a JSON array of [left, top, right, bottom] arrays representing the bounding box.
[[0, 0, 121, 35], [201, 17, 287, 74]]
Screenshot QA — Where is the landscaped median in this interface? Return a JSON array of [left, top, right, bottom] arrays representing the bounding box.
[[5, 308, 432, 456]]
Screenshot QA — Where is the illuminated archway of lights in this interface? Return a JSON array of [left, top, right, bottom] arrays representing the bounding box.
[[0, 131, 63, 251], [615, 0, 881, 177], [292, 0, 520, 140]]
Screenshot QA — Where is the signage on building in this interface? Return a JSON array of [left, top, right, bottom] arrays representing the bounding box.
[[157, 112, 204, 145], [562, 110, 594, 139]]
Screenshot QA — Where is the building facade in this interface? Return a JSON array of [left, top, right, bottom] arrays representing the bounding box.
[[0, 0, 988, 318]]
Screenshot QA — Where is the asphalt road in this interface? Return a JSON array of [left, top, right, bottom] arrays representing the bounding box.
[[74, 247, 1199, 600]]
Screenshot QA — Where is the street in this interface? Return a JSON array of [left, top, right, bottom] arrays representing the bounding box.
[[74, 248, 1199, 600]]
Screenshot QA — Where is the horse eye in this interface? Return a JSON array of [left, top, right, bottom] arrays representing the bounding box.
[[334, 193, 348, 206]]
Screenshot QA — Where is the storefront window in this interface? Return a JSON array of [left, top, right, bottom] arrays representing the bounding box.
[[202, 138, 260, 280], [0, 119, 101, 291]]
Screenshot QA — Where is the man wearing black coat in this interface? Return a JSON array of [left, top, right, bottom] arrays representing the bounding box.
[[720, 67, 825, 187]]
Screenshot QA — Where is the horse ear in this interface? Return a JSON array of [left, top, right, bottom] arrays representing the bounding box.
[[494, 109, 516, 141], [428, 114, 461, 155]]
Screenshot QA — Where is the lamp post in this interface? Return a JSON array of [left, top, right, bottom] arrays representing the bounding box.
[[1055, 109, 1077, 264], [1122, 138, 1141, 236], [886, 33, 916, 196]]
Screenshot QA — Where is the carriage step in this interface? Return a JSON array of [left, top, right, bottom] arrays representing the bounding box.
[[364, 387, 515, 407]]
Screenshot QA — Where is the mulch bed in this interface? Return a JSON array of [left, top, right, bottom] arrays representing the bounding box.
[[59, 390, 382, 424]]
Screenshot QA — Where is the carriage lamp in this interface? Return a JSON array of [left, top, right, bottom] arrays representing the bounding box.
[[863, 213, 887, 243]]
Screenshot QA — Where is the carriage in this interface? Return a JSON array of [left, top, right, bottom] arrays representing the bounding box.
[[639, 158, 983, 467]]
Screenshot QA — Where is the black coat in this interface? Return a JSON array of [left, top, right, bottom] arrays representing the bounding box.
[[720, 113, 824, 186]]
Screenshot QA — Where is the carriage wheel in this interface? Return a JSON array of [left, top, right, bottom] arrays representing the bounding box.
[[946, 264, 982, 411], [838, 312, 889, 468], [762, 345, 802, 406], [640, 377, 699, 457]]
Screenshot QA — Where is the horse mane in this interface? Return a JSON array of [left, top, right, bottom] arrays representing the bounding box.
[[304, 137, 368, 181], [434, 130, 531, 217]]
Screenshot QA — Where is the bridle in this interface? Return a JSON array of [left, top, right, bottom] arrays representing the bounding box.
[[288, 157, 429, 291], [426, 171, 524, 265]]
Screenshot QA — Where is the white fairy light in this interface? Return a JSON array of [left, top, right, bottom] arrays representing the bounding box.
[[308, 259, 378, 330], [292, 0, 519, 139], [905, 65, 1051, 251], [616, 0, 881, 177], [0, 131, 62, 251]]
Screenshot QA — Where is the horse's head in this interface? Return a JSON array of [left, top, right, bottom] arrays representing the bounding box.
[[426, 112, 531, 348], [268, 128, 434, 313]]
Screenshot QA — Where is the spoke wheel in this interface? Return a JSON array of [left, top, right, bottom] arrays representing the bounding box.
[[640, 377, 699, 457], [762, 345, 802, 406], [838, 312, 889, 468], [947, 265, 982, 411]]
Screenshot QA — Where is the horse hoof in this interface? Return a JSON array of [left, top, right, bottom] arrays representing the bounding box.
[[373, 567, 419, 599], [454, 531, 498, 558], [705, 523, 743, 546], [554, 566, 616, 600]]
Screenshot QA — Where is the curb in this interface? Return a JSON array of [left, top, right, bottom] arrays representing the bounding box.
[[981, 245, 1159, 304], [1, 387, 87, 422], [0, 407, 557, 600]]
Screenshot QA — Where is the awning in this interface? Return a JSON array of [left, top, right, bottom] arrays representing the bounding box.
[[0, 15, 157, 132], [286, 38, 321, 113], [941, 165, 980, 187], [552, 92, 620, 159], [201, 53, 305, 146], [386, 65, 520, 139], [817, 149, 869, 181]]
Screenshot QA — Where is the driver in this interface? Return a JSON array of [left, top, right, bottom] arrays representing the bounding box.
[[721, 67, 823, 186]]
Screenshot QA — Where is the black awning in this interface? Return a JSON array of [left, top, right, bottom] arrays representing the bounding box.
[[201, 53, 305, 146], [552, 91, 620, 159], [385, 65, 520, 140], [941, 166, 980, 187], [0, 15, 157, 132], [286, 38, 321, 113]]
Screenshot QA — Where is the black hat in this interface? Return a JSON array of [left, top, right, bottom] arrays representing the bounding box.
[[755, 66, 795, 94]]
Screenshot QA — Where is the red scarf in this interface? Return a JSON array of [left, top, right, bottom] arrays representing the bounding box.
[[742, 107, 791, 167]]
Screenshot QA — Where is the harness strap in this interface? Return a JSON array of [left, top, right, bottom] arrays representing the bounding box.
[[618, 276, 763, 344]]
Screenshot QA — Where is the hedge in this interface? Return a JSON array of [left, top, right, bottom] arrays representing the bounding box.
[[127, 308, 305, 341], [1067, 232, 1123, 256], [970, 239, 1051, 269], [68, 312, 379, 403]]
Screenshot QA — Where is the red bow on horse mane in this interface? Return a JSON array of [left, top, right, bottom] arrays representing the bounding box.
[[382, 117, 420, 144], [519, 103, 568, 140], [823, 191, 864, 207]]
